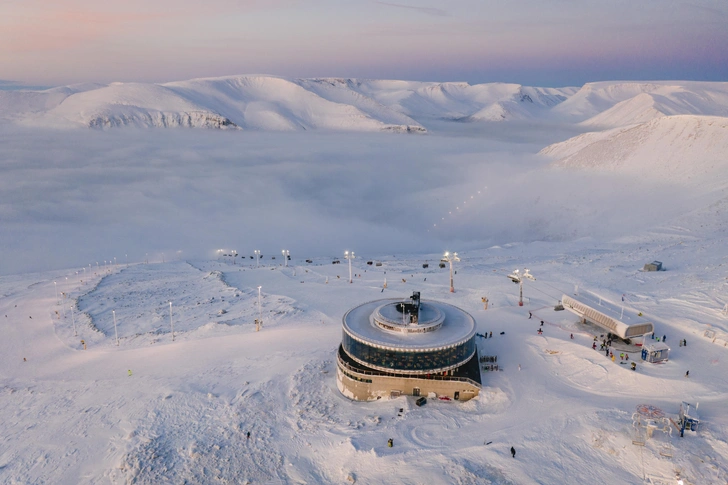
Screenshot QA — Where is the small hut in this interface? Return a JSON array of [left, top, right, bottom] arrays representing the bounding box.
[[643, 261, 663, 271], [641, 341, 670, 363]]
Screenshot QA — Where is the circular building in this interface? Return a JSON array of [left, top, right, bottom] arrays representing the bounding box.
[[337, 292, 482, 402]]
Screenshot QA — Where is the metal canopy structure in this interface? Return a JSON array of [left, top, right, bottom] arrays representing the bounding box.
[[562, 292, 654, 339]]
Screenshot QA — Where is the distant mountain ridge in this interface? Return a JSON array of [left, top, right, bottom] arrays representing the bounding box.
[[0, 76, 726, 132]]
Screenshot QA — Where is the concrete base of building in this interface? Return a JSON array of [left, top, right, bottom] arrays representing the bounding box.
[[336, 360, 480, 402]]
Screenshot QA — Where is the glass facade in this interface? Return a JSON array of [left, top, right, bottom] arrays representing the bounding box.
[[342, 331, 475, 374]]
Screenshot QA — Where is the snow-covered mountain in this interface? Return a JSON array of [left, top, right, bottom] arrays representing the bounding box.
[[541, 115, 728, 189], [551, 81, 728, 127], [1, 76, 727, 134]]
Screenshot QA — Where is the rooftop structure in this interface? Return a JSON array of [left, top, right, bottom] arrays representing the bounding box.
[[562, 292, 654, 339]]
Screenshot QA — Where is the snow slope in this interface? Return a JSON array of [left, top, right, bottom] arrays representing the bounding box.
[[3, 233, 728, 484], [541, 115, 728, 189]]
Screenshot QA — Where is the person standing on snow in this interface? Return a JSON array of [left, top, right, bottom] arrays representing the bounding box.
[[510, 446, 516, 458]]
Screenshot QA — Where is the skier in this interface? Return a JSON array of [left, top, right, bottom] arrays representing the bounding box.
[[620, 353, 624, 360], [611, 354, 615, 362], [528, 312, 532, 319], [685, 370, 689, 377], [570, 334, 574, 339], [489, 332, 492, 338], [683, 339, 687, 347], [510, 446, 516, 458], [605, 348, 609, 357], [247, 432, 250, 440], [662, 335, 666, 342], [128, 369, 132, 377], [625, 353, 629, 361], [388, 438, 393, 448], [592, 342, 597, 350], [518, 364, 521, 371], [537, 328, 543, 335]]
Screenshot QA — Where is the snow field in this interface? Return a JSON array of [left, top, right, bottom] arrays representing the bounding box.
[[3, 231, 728, 484]]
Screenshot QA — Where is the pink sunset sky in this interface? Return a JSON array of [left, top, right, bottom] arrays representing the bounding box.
[[1, 0, 727, 87]]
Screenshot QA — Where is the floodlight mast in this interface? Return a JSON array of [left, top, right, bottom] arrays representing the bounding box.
[[345, 251, 355, 283], [443, 251, 460, 292], [254, 250, 260, 268], [508, 268, 535, 306], [282, 249, 289, 267], [256, 286, 262, 331]]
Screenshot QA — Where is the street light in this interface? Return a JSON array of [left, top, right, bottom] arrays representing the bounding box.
[[282, 249, 289, 267], [507, 269, 536, 307], [54, 281, 58, 305], [254, 250, 260, 268], [345, 250, 355, 283], [70, 299, 77, 336], [442, 251, 460, 293], [256, 286, 262, 331], [169, 301, 174, 341]]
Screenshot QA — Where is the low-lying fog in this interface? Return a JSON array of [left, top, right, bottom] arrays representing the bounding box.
[[0, 125, 698, 275]]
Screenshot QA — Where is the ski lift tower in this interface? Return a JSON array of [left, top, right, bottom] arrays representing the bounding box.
[[442, 251, 460, 293], [507, 269, 535, 307]]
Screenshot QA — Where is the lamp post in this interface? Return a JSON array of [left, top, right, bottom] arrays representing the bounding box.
[[54, 281, 58, 305], [282, 249, 289, 267], [61, 292, 66, 318], [113, 310, 119, 346], [345, 250, 355, 283], [256, 286, 262, 331], [70, 299, 77, 336], [169, 301, 174, 341], [254, 250, 260, 268], [443, 251, 460, 293], [507, 269, 535, 306]]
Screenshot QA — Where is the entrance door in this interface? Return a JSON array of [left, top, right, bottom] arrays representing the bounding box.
[[412, 387, 420, 397], [454, 391, 460, 400]]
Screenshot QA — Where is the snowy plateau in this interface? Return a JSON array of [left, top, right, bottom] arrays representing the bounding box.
[[1, 76, 728, 484]]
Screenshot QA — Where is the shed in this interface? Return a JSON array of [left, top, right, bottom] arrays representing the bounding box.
[[641, 342, 670, 363], [643, 261, 663, 271]]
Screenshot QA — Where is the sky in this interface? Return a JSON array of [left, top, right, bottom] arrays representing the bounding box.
[[1, 0, 727, 87]]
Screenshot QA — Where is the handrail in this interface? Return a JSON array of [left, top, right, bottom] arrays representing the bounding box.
[[336, 352, 481, 388]]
